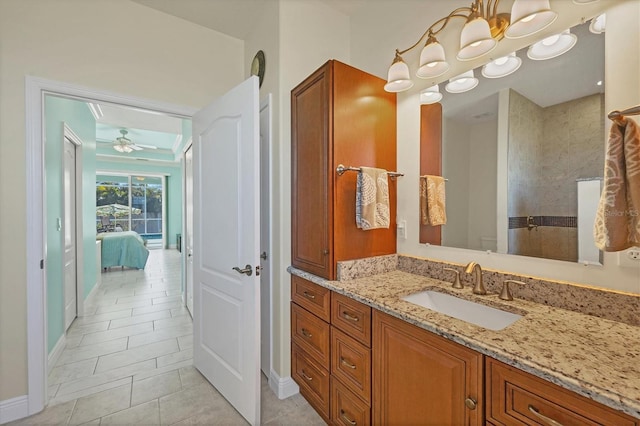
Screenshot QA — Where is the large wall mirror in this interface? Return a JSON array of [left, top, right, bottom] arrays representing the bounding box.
[[431, 19, 605, 265]]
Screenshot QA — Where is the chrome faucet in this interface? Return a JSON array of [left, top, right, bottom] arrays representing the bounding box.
[[464, 262, 487, 295]]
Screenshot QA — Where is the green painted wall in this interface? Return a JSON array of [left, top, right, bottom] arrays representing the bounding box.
[[45, 96, 97, 353], [95, 160, 183, 246]]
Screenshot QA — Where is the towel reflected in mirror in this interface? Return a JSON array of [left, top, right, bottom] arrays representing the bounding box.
[[420, 175, 447, 226]]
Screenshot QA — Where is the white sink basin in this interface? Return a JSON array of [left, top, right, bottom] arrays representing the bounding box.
[[401, 290, 522, 331]]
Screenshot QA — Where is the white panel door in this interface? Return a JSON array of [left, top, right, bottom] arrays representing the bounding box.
[[185, 144, 194, 316], [63, 137, 77, 330], [192, 77, 260, 425]]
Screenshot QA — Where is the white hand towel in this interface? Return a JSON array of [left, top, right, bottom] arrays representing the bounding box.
[[594, 119, 640, 251], [356, 167, 390, 230]]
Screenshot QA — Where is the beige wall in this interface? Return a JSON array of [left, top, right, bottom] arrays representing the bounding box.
[[0, 0, 244, 402], [276, 0, 350, 380]]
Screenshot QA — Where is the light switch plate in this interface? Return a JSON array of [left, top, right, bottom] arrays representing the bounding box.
[[397, 220, 407, 240]]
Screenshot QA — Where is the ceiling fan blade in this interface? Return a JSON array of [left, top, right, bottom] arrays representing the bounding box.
[[135, 144, 158, 150], [130, 145, 144, 151]]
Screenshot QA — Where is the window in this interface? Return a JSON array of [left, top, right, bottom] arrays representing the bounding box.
[[96, 174, 164, 244]]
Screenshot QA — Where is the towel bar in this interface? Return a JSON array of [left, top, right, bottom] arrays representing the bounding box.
[[336, 164, 404, 178], [608, 104, 640, 125]]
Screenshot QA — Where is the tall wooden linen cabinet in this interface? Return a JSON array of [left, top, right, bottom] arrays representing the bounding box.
[[291, 60, 396, 423], [291, 60, 397, 280]]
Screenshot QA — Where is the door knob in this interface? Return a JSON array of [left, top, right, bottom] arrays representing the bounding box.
[[232, 265, 253, 276]]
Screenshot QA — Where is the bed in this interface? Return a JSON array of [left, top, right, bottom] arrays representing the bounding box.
[[97, 231, 149, 270]]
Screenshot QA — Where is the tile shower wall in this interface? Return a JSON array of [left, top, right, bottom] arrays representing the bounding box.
[[507, 90, 604, 261]]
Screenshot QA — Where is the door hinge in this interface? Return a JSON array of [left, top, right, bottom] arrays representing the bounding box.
[[40, 259, 44, 270]]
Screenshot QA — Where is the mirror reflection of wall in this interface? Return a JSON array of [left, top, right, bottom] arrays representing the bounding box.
[[438, 20, 605, 264], [507, 90, 604, 262]]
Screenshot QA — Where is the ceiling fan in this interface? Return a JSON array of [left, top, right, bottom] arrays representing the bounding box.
[[113, 129, 157, 153]]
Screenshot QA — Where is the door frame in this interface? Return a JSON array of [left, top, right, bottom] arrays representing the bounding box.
[[62, 123, 85, 329], [181, 139, 193, 314], [25, 76, 196, 415], [259, 95, 274, 379]]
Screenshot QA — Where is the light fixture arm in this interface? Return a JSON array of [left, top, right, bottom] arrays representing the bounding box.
[[395, 0, 503, 56], [396, 7, 473, 56]]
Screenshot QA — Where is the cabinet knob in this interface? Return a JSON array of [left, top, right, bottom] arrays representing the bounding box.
[[464, 397, 477, 410], [322, 249, 329, 255]]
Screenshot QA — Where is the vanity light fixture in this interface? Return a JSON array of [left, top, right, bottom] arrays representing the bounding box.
[[527, 29, 577, 60], [445, 70, 479, 94], [589, 13, 606, 34], [384, 51, 414, 92], [482, 52, 522, 78], [420, 84, 443, 104], [384, 0, 558, 92]]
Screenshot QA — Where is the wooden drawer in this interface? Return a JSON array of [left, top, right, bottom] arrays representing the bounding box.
[[292, 342, 330, 423], [331, 327, 371, 404], [331, 292, 372, 347], [486, 357, 638, 426], [291, 302, 330, 369], [291, 276, 331, 321], [331, 376, 371, 426]]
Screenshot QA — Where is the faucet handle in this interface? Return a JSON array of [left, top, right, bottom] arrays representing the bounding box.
[[500, 279, 526, 301], [443, 268, 463, 289]]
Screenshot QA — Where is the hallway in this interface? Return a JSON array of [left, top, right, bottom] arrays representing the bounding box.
[[10, 250, 322, 425]]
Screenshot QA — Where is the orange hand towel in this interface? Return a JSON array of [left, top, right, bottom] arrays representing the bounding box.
[[594, 119, 640, 251], [420, 175, 447, 226]]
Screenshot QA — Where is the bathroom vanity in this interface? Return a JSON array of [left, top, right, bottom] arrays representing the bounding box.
[[289, 262, 640, 425]]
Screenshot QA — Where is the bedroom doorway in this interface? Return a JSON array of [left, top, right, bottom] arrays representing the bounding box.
[[26, 77, 276, 421]]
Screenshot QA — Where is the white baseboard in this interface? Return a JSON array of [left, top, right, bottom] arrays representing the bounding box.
[[0, 395, 29, 424], [83, 278, 102, 307], [269, 369, 299, 400], [48, 334, 66, 375]]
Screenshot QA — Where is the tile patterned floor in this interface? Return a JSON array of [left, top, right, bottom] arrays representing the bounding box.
[[10, 249, 324, 425]]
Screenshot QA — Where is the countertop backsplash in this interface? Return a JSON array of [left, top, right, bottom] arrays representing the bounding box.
[[336, 254, 639, 326]]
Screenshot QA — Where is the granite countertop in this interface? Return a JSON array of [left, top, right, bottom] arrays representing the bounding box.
[[288, 267, 640, 419]]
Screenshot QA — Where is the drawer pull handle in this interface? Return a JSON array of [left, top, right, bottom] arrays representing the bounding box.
[[342, 311, 359, 322], [528, 405, 564, 426], [340, 409, 357, 425], [301, 328, 312, 338], [302, 291, 316, 300], [301, 370, 313, 381], [340, 357, 356, 369]]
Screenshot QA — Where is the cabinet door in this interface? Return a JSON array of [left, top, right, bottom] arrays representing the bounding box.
[[373, 311, 483, 425], [291, 61, 334, 279]]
